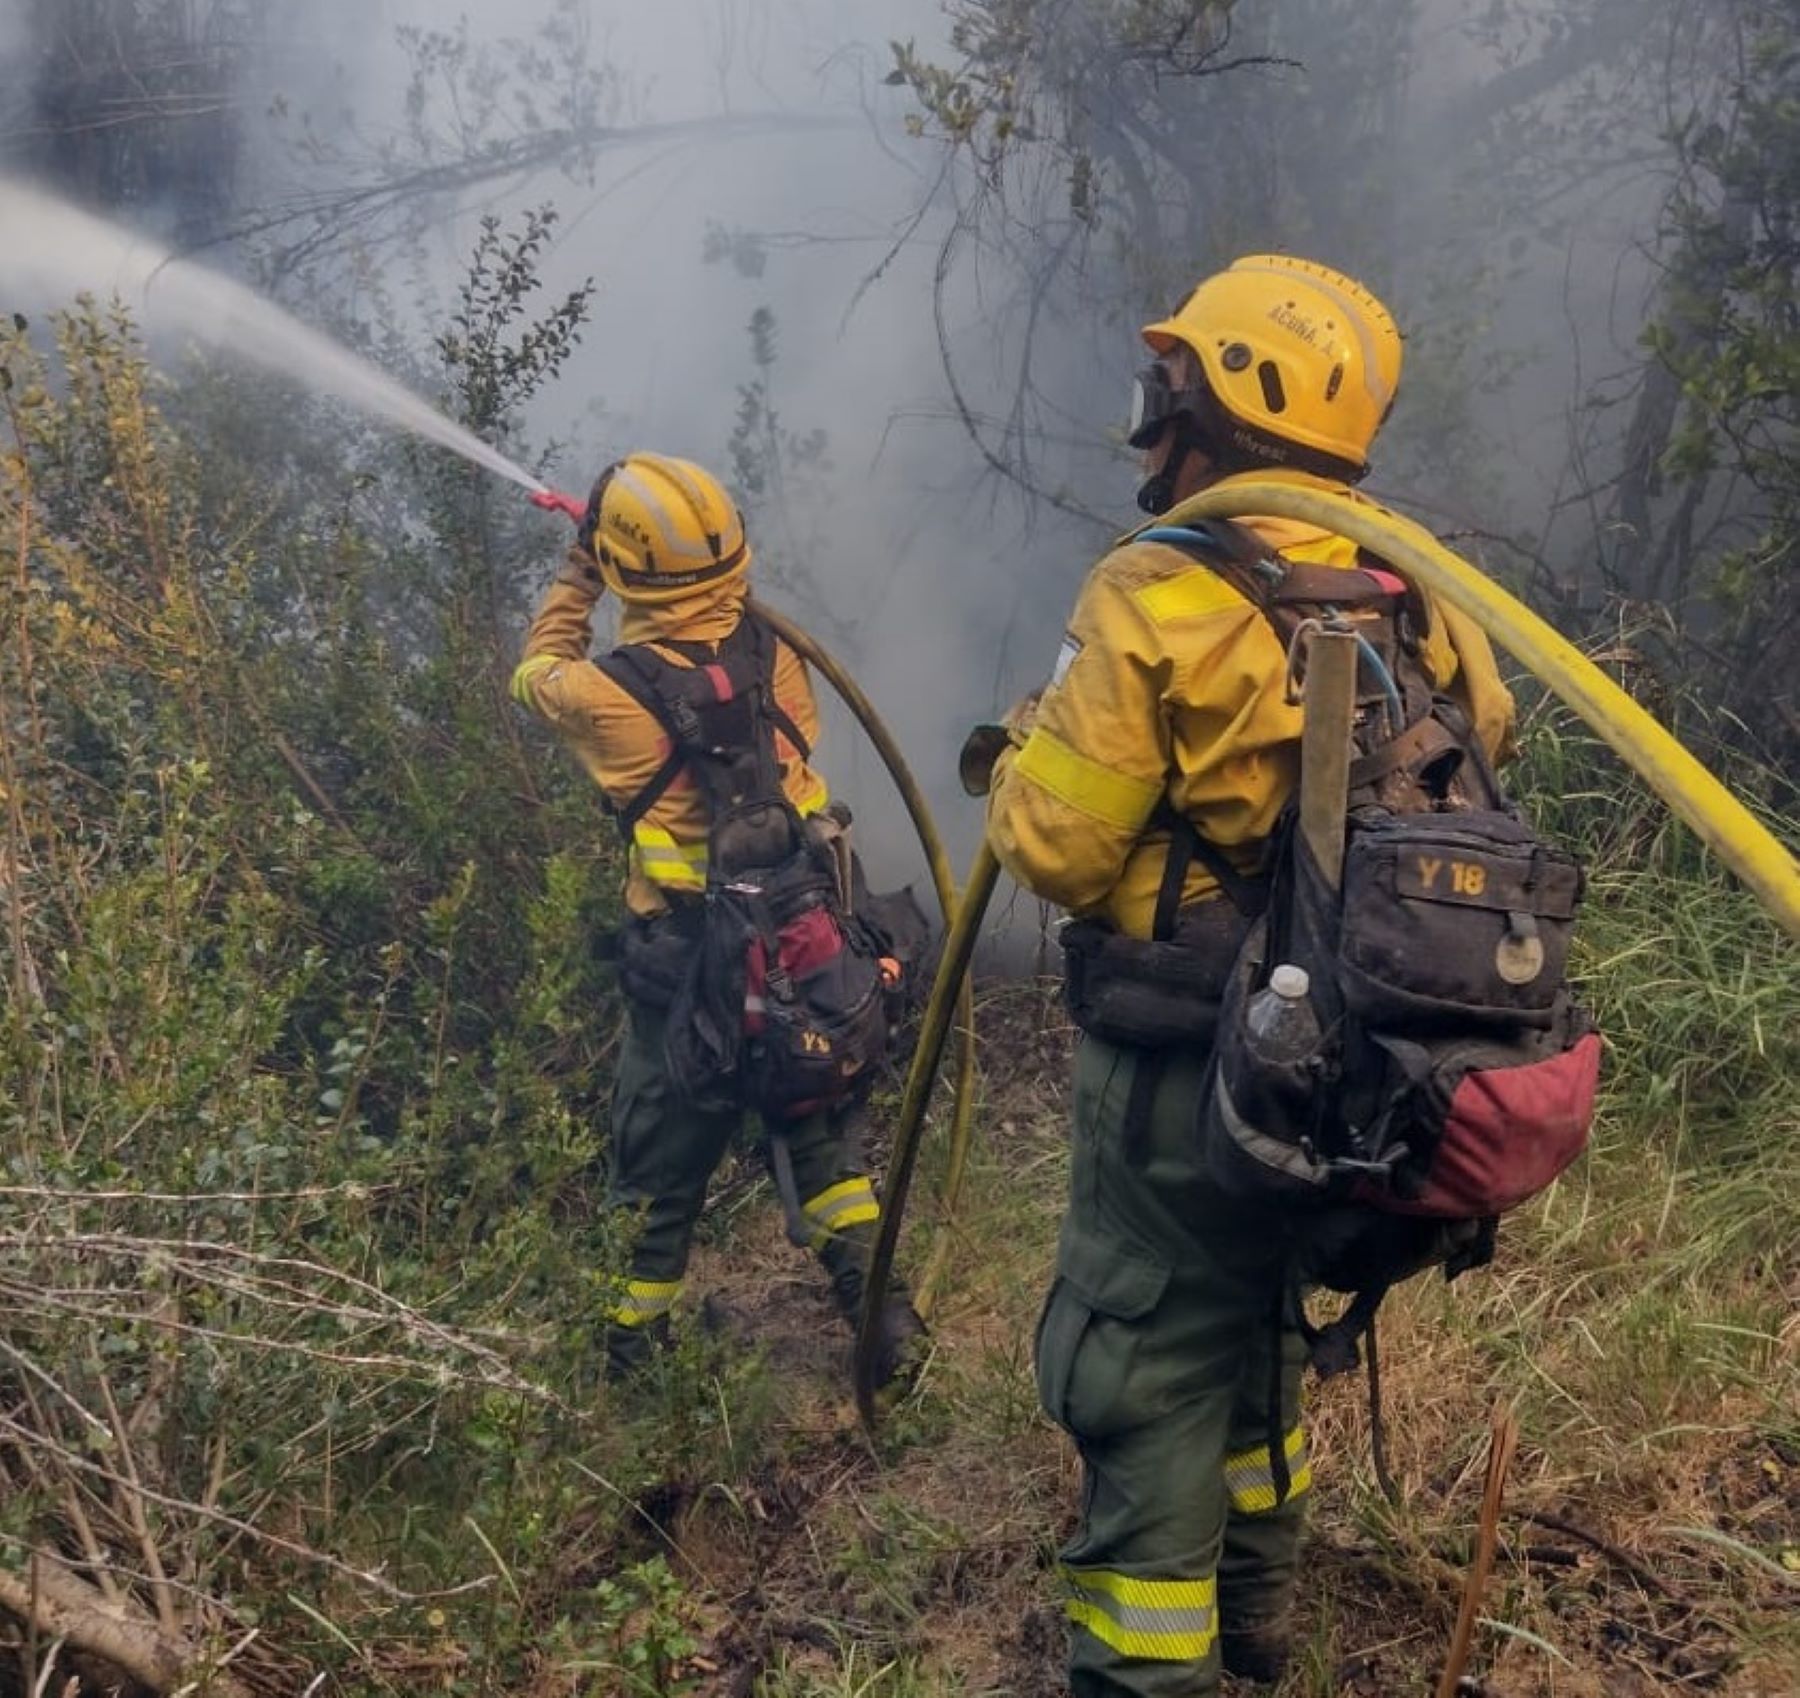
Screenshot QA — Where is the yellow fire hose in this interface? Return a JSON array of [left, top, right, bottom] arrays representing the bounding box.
[[1163, 484, 1800, 940], [853, 479, 1799, 1433], [746, 604, 981, 1314], [854, 839, 1002, 1424]]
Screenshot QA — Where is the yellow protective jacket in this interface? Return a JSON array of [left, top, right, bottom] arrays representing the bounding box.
[[987, 469, 1517, 937], [511, 551, 829, 917]]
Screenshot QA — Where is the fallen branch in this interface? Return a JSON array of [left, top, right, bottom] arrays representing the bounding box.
[[0, 1410, 414, 1600], [0, 1550, 251, 1698]]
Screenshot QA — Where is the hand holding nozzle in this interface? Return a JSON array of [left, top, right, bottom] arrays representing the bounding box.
[[530, 487, 605, 601]]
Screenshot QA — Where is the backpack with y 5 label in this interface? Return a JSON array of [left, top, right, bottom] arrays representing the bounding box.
[[1139, 520, 1601, 1376], [595, 611, 927, 1121]]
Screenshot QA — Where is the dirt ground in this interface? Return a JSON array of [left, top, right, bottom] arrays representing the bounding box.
[[602, 981, 1800, 1697]]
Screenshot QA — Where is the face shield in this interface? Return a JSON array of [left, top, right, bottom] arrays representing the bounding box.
[[1127, 362, 1209, 450]]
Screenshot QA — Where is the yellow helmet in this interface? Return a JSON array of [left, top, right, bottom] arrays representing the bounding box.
[[1139, 254, 1403, 479], [579, 452, 750, 604]]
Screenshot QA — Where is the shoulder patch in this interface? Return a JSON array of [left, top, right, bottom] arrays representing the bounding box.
[[1132, 568, 1249, 626]]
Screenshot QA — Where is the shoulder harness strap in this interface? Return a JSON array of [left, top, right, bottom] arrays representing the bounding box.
[[1138, 520, 1485, 807], [739, 609, 812, 765], [595, 612, 812, 837], [592, 646, 692, 836], [1135, 519, 1401, 647], [1148, 802, 1270, 929]]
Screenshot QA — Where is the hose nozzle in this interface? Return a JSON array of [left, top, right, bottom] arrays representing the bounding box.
[[529, 487, 587, 524]]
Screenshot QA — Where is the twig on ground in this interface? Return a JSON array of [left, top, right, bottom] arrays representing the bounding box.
[[1437, 1406, 1519, 1698], [1519, 1510, 1680, 1601], [0, 1550, 252, 1698]]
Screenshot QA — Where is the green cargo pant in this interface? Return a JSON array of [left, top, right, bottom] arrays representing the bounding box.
[[602, 1006, 883, 1375], [1035, 1034, 1308, 1697]]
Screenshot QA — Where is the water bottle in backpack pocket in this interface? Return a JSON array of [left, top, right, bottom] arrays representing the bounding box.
[[1203, 916, 1341, 1205], [1203, 806, 1600, 1226]]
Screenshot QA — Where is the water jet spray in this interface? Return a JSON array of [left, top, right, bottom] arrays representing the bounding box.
[[0, 175, 552, 498]]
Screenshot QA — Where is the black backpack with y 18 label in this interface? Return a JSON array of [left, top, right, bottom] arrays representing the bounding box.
[[1138, 520, 1601, 1376], [594, 610, 928, 1123]]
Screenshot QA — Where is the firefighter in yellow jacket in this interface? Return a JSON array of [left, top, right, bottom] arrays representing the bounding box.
[[983, 260, 1515, 1694], [511, 453, 924, 1385]]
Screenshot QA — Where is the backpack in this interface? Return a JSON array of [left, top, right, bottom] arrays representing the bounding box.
[[1139, 520, 1601, 1374], [596, 611, 918, 1121]]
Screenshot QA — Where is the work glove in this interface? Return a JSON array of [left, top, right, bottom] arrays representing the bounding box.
[[551, 544, 605, 601], [957, 689, 1042, 796]]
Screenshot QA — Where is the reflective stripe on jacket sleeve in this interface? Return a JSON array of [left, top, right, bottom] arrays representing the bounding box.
[[513, 572, 602, 724]]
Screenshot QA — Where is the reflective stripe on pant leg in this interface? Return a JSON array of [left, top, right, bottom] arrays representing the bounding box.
[[1224, 1425, 1312, 1514], [605, 1276, 683, 1329], [1218, 1316, 1308, 1633], [801, 1175, 879, 1249], [605, 1013, 714, 1337], [1062, 1565, 1218, 1662]]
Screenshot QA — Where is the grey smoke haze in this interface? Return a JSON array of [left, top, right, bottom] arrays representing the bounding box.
[[272, 0, 1038, 872], [0, 0, 1700, 901]]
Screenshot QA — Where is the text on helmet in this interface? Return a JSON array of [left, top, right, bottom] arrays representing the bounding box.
[[1267, 303, 1321, 347]]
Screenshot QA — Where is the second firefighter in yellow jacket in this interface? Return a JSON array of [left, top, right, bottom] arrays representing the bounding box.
[[985, 259, 1514, 1697], [512, 452, 925, 1387]]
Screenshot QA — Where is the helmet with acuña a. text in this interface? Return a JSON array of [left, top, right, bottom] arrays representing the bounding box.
[[1136, 255, 1403, 480], [579, 453, 750, 604]]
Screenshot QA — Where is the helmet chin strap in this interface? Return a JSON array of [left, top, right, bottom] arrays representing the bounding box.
[[1136, 416, 1204, 515]]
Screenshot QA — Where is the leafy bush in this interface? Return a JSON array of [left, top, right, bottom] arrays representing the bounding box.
[[0, 234, 679, 1693]]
